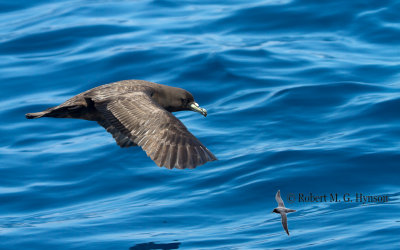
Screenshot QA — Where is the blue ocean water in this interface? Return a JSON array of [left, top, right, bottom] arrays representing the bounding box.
[[1, 0, 400, 249]]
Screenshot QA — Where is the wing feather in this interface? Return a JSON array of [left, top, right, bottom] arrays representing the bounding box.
[[96, 119, 136, 148]]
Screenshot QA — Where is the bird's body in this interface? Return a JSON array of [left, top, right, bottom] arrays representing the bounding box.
[[272, 190, 296, 235], [26, 80, 217, 169]]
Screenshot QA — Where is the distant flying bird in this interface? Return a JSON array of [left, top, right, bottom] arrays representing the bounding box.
[[26, 80, 217, 169], [272, 190, 296, 235]]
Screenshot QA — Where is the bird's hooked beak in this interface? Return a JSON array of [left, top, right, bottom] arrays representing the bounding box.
[[189, 102, 207, 117]]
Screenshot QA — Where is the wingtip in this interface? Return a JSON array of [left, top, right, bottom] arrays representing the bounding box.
[[25, 113, 35, 119], [26, 112, 45, 119]]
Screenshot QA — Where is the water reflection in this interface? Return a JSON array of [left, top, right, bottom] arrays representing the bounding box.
[[129, 241, 181, 250]]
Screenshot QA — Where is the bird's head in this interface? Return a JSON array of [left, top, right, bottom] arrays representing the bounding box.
[[154, 86, 207, 117], [272, 208, 278, 213]]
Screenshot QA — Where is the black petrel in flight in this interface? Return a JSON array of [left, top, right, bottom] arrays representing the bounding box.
[[26, 80, 217, 169]]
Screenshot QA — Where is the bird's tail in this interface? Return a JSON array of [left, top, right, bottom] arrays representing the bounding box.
[[26, 106, 60, 119], [287, 209, 296, 213], [26, 104, 85, 119]]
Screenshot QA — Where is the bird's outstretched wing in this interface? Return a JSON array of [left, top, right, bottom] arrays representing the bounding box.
[[93, 92, 216, 169], [280, 212, 289, 235], [275, 190, 285, 207]]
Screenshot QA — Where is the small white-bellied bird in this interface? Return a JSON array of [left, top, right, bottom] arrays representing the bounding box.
[[272, 190, 296, 235], [26, 80, 217, 169]]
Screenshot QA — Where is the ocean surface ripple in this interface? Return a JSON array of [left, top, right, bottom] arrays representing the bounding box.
[[1, 0, 400, 249]]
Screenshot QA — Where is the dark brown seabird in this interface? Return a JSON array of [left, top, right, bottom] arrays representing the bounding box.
[[26, 80, 217, 169]]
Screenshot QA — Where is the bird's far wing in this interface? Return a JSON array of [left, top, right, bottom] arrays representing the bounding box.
[[275, 190, 285, 207], [281, 212, 289, 235], [97, 119, 136, 148], [94, 92, 217, 169]]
